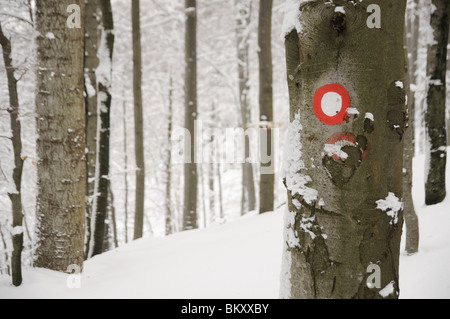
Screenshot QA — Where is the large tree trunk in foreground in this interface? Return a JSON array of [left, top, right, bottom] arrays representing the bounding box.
[[258, 0, 274, 214], [281, 1, 406, 299], [0, 23, 24, 286], [34, 0, 86, 272], [425, 0, 449, 206], [132, 0, 146, 239], [183, 0, 198, 231]]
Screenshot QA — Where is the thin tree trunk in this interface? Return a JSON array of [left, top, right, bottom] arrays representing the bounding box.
[[425, 0, 449, 205], [281, 1, 407, 299], [90, 0, 114, 258], [209, 103, 216, 223], [0, 225, 10, 276], [0, 23, 24, 287], [404, 3, 419, 255], [83, 0, 100, 259], [258, 0, 274, 214], [132, 0, 146, 239], [407, 0, 420, 151], [165, 75, 174, 236], [123, 98, 129, 243], [34, 0, 86, 272], [217, 163, 224, 219], [183, 0, 198, 231], [235, 0, 256, 215], [200, 165, 207, 228], [109, 185, 118, 248]]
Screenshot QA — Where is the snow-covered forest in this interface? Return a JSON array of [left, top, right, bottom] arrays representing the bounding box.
[[0, 0, 449, 300]]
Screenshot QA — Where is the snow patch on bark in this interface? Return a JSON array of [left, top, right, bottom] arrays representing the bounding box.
[[376, 193, 403, 225], [281, 0, 305, 39], [11, 226, 23, 236], [283, 112, 318, 205], [379, 281, 396, 298]]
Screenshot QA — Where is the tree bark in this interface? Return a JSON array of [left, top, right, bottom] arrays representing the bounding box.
[[90, 0, 114, 258], [0, 225, 10, 276], [258, 0, 274, 214], [235, 0, 256, 215], [109, 185, 118, 248], [83, 0, 100, 259], [165, 75, 174, 236], [0, 23, 24, 287], [123, 98, 129, 243], [217, 162, 224, 219], [132, 0, 146, 239], [34, 0, 86, 272], [425, 0, 449, 206], [404, 4, 419, 255], [183, 0, 198, 231], [281, 1, 407, 299]]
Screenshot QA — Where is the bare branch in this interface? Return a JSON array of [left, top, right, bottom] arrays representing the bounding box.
[[0, 12, 34, 27]]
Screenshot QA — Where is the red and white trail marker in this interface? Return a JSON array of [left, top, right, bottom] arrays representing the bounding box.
[[313, 84, 351, 126]]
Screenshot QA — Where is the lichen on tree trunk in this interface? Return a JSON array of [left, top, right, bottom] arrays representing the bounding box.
[[281, 0, 406, 299]]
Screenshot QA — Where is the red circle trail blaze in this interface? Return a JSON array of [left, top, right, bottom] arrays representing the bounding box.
[[314, 84, 351, 126]]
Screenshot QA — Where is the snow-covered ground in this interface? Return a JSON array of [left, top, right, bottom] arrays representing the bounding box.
[[0, 153, 449, 299]]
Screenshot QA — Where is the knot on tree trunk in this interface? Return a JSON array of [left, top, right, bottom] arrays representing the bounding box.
[[331, 12, 346, 35]]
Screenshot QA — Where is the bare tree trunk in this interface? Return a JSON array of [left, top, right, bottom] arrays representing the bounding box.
[[183, 0, 198, 231], [0, 23, 24, 287], [132, 0, 146, 239], [34, 0, 86, 272], [425, 0, 449, 205], [235, 0, 256, 215], [165, 75, 174, 236], [200, 165, 207, 228], [281, 1, 407, 299], [83, 0, 100, 259], [0, 225, 10, 276], [209, 161, 215, 222], [404, 3, 419, 255], [109, 185, 118, 248], [90, 0, 114, 258], [217, 163, 224, 219], [258, 0, 274, 214], [123, 99, 129, 243]]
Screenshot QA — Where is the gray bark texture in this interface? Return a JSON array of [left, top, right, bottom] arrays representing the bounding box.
[[281, 0, 406, 299], [235, 0, 256, 215], [132, 0, 146, 239], [123, 99, 129, 243], [83, 0, 100, 259], [0, 23, 24, 286], [91, 0, 114, 257], [404, 4, 419, 255], [183, 0, 198, 231], [425, 0, 449, 206], [34, 0, 86, 272], [165, 75, 174, 236], [258, 0, 274, 214]]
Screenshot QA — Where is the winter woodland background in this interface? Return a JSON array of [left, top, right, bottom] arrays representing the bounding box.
[[0, 0, 449, 298]]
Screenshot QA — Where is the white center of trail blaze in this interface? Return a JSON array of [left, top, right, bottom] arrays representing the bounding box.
[[321, 92, 342, 117]]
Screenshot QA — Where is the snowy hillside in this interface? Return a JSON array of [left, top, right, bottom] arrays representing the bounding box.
[[0, 153, 449, 299]]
